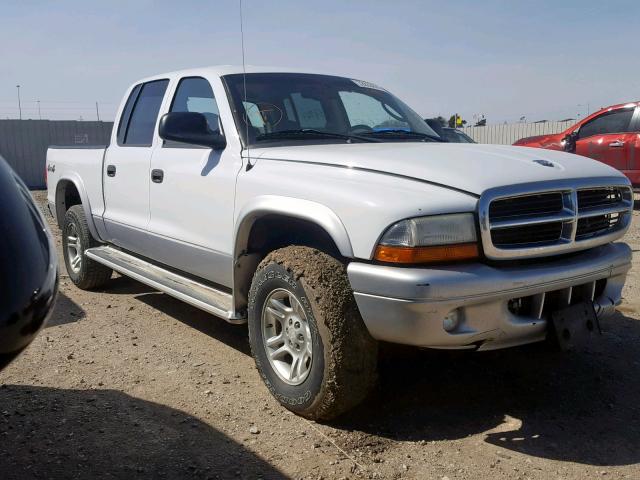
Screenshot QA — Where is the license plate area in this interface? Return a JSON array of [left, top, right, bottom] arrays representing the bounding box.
[[551, 301, 600, 350]]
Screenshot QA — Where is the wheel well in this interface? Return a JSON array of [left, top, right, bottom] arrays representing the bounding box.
[[247, 215, 341, 258], [55, 180, 81, 227], [234, 214, 343, 312]]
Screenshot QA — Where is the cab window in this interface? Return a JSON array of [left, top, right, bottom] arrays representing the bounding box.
[[121, 79, 169, 146], [169, 77, 221, 133], [578, 109, 633, 139]]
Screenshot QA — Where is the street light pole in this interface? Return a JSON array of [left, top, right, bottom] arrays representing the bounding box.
[[37, 100, 41, 120], [16, 85, 22, 120]]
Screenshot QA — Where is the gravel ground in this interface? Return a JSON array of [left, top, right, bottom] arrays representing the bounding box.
[[1, 191, 639, 480]]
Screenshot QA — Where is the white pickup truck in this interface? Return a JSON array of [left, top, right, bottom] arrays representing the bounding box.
[[47, 66, 633, 419]]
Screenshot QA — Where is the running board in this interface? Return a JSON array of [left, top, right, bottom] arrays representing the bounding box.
[[85, 246, 245, 324]]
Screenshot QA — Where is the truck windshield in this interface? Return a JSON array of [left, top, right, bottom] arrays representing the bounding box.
[[223, 73, 439, 147]]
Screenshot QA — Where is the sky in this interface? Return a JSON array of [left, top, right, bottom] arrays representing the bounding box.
[[1, 0, 639, 124]]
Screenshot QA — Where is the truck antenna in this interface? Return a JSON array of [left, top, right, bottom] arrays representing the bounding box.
[[239, 0, 250, 166]]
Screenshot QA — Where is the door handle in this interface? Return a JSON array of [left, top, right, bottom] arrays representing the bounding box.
[[608, 140, 624, 148], [106, 165, 116, 177], [151, 169, 164, 183]]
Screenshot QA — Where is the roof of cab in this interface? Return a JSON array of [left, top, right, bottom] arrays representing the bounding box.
[[135, 65, 338, 84]]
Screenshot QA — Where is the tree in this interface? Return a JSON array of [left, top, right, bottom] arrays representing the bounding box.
[[432, 116, 446, 127]]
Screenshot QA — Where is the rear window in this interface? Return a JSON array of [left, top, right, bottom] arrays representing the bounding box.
[[121, 79, 169, 146]]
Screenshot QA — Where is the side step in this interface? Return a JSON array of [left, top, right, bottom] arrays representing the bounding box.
[[85, 246, 245, 324]]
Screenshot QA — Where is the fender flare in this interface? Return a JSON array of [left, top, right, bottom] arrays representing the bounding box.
[[233, 195, 354, 261], [55, 173, 102, 241], [231, 196, 354, 312]]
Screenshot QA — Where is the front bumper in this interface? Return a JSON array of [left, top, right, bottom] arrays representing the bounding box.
[[347, 242, 632, 351]]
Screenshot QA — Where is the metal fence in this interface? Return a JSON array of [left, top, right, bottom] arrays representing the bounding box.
[[0, 120, 113, 189], [461, 120, 575, 145]]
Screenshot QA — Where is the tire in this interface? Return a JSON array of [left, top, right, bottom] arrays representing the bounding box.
[[62, 205, 112, 290], [248, 246, 378, 420]]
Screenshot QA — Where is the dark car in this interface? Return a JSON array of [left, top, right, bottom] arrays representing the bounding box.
[[424, 119, 476, 143], [0, 155, 58, 370], [441, 127, 475, 143]]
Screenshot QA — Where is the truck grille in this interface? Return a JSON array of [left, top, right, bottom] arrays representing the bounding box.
[[577, 187, 624, 210], [479, 180, 632, 259], [492, 222, 563, 246], [489, 192, 563, 219], [576, 212, 623, 239]]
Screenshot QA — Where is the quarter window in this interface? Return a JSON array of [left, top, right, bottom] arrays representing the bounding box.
[[122, 79, 169, 146], [117, 84, 142, 145], [578, 109, 633, 139], [170, 77, 221, 132]]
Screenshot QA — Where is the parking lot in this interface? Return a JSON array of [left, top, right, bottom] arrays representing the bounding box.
[[1, 191, 639, 480]]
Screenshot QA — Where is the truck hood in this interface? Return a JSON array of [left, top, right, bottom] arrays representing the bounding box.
[[253, 142, 624, 196]]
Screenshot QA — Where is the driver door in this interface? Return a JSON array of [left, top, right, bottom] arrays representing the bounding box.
[[147, 76, 242, 288], [575, 107, 636, 171]]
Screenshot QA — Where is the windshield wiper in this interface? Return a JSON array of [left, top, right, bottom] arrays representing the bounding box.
[[256, 129, 380, 143], [361, 129, 445, 142]]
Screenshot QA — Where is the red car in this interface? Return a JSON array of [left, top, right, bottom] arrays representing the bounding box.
[[514, 102, 640, 187]]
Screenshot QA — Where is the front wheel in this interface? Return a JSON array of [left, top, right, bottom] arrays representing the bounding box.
[[248, 246, 378, 420]]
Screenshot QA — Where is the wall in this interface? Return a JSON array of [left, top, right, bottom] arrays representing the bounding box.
[[0, 120, 113, 189], [461, 120, 575, 145]]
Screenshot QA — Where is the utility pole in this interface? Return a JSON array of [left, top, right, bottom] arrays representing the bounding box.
[[37, 100, 41, 120], [95, 102, 100, 122], [16, 85, 22, 120]]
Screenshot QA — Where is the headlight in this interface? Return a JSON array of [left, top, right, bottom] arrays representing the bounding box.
[[374, 213, 479, 264]]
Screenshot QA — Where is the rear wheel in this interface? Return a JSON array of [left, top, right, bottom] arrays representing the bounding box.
[[248, 246, 378, 420], [62, 205, 112, 290]]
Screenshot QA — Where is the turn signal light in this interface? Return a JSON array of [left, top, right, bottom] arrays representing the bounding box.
[[374, 243, 479, 264]]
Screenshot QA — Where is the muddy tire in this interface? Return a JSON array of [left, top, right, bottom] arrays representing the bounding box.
[[62, 205, 112, 290], [248, 246, 378, 421]]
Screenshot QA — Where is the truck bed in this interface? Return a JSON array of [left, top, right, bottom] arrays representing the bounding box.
[[46, 146, 107, 227]]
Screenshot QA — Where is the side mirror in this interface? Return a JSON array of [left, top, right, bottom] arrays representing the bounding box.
[[158, 112, 226, 149], [562, 131, 578, 153]]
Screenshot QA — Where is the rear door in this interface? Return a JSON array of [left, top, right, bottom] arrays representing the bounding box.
[[103, 79, 169, 255], [574, 107, 635, 173]]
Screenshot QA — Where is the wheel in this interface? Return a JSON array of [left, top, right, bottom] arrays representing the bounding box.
[[62, 205, 112, 289], [248, 246, 378, 420]]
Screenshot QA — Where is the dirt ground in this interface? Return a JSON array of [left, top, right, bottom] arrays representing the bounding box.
[[1, 191, 639, 480]]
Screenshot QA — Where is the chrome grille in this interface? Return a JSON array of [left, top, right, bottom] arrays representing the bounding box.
[[489, 192, 564, 219], [479, 179, 633, 259], [577, 187, 625, 210], [576, 212, 623, 239], [492, 222, 564, 246]]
